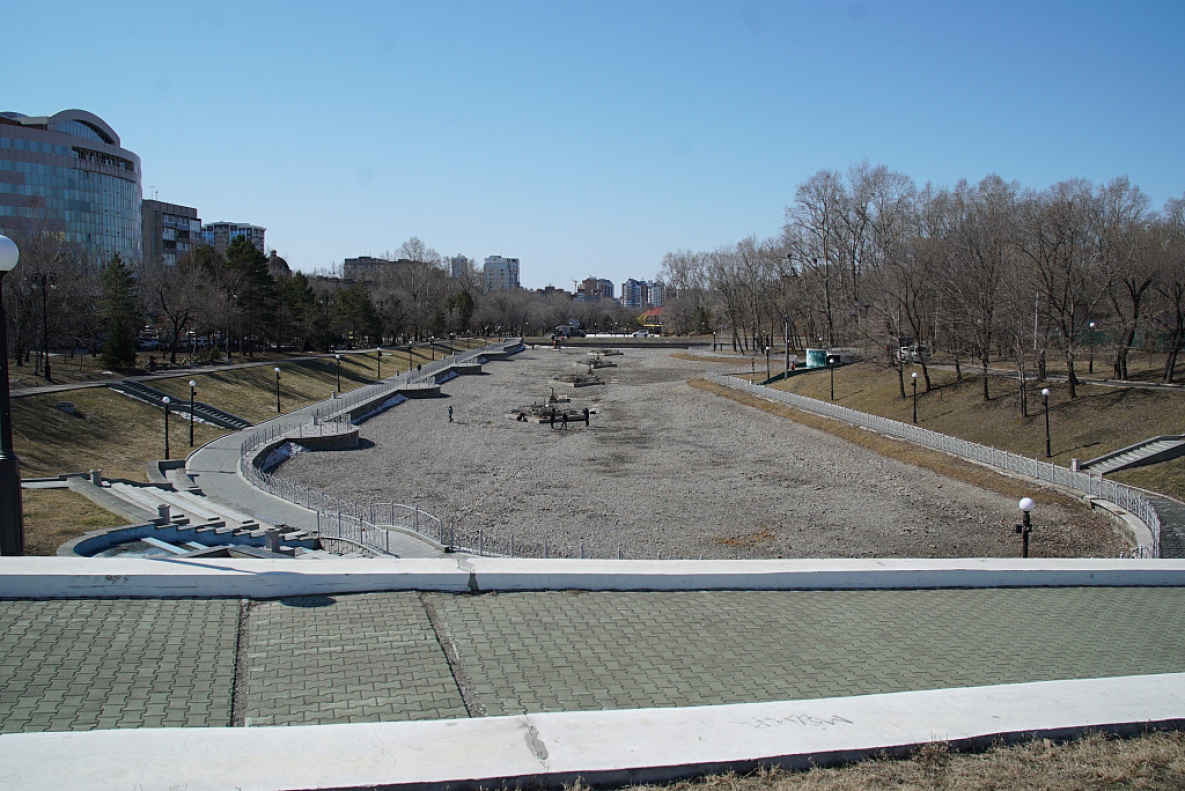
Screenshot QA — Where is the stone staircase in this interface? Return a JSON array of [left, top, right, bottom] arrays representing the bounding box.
[[1080, 434, 1185, 475], [109, 380, 252, 430], [104, 481, 317, 547]]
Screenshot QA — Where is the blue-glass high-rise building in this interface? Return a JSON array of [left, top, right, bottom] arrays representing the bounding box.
[[0, 109, 142, 264]]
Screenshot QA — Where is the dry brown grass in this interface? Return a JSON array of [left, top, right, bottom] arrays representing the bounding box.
[[735, 361, 1185, 500], [691, 379, 1088, 511], [11, 388, 229, 481], [21, 488, 125, 556], [606, 730, 1185, 791], [11, 341, 496, 551]]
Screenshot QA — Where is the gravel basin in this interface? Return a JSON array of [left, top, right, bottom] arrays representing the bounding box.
[[278, 348, 1122, 559]]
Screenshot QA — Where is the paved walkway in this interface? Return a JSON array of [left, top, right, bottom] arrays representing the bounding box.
[[185, 384, 442, 558], [3, 587, 1183, 734], [1150, 495, 1185, 558]]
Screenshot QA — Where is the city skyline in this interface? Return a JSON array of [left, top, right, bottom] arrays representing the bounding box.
[[6, 1, 1183, 288]]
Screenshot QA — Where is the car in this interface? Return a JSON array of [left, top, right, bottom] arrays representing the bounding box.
[[631, 330, 649, 337]]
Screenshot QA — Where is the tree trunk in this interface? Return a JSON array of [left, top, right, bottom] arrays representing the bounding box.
[[1164, 326, 1184, 384], [1065, 348, 1079, 399]]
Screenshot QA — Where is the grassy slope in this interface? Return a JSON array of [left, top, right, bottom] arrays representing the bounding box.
[[13, 342, 488, 553], [745, 361, 1185, 501]]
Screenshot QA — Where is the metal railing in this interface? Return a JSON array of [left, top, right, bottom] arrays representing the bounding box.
[[234, 340, 523, 555], [705, 372, 1161, 557]]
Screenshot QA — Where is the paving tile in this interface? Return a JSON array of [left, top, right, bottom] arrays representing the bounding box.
[[428, 588, 1185, 717], [0, 598, 239, 734], [237, 591, 467, 726]]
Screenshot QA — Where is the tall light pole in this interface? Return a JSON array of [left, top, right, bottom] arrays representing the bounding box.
[[188, 380, 196, 447], [1042, 387, 1051, 458], [829, 356, 835, 401], [335, 354, 341, 393], [911, 371, 918, 424], [375, 347, 382, 380], [162, 396, 171, 460], [765, 346, 771, 381], [1085, 322, 1094, 374], [274, 367, 282, 414], [0, 235, 25, 555]]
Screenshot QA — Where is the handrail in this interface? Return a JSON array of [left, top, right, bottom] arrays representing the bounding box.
[[704, 372, 1161, 558], [235, 340, 522, 554]]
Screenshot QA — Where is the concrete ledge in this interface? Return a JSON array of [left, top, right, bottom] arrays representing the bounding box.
[[1, 673, 1180, 791], [0, 557, 1183, 599], [1087, 497, 1157, 554], [64, 475, 159, 524]]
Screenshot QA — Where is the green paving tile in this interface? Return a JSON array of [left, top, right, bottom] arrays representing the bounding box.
[[237, 591, 467, 726], [428, 588, 1185, 717], [0, 598, 239, 734]]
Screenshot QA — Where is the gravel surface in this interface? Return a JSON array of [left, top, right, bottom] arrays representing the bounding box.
[[278, 348, 1122, 559]]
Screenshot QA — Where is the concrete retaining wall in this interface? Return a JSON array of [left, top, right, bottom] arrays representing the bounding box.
[[1, 557, 1182, 600]]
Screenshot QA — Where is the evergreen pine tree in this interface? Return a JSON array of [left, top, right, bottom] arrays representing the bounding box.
[[99, 254, 139, 370]]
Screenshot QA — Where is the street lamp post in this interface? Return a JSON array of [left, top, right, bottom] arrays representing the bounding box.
[[188, 380, 196, 447], [407, 344, 413, 370], [1085, 319, 1094, 376], [829, 356, 835, 401], [712, 330, 717, 352], [1016, 497, 1035, 557], [274, 367, 282, 414], [375, 347, 382, 380], [162, 396, 171, 460], [911, 371, 918, 423], [765, 346, 771, 381], [0, 235, 25, 555], [1042, 387, 1052, 458], [335, 354, 341, 393]]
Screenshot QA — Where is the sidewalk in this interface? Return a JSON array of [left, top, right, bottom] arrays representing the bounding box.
[[186, 397, 441, 559], [0, 558, 1182, 790]]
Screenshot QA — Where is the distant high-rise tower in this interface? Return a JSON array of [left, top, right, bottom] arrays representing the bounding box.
[[202, 221, 266, 255], [621, 279, 646, 308], [483, 255, 520, 290], [646, 280, 666, 307], [142, 200, 201, 267]]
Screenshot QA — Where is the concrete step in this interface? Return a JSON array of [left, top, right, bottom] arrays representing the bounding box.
[[1083, 435, 1185, 474]]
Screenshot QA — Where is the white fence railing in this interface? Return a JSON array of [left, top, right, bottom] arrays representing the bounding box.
[[236, 340, 522, 555], [705, 372, 1161, 557]]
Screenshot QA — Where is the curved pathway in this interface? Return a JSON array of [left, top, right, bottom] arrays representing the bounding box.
[[186, 399, 442, 559], [1149, 495, 1185, 558]]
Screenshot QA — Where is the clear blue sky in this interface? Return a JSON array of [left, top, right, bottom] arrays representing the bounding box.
[[8, 1, 1183, 288]]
